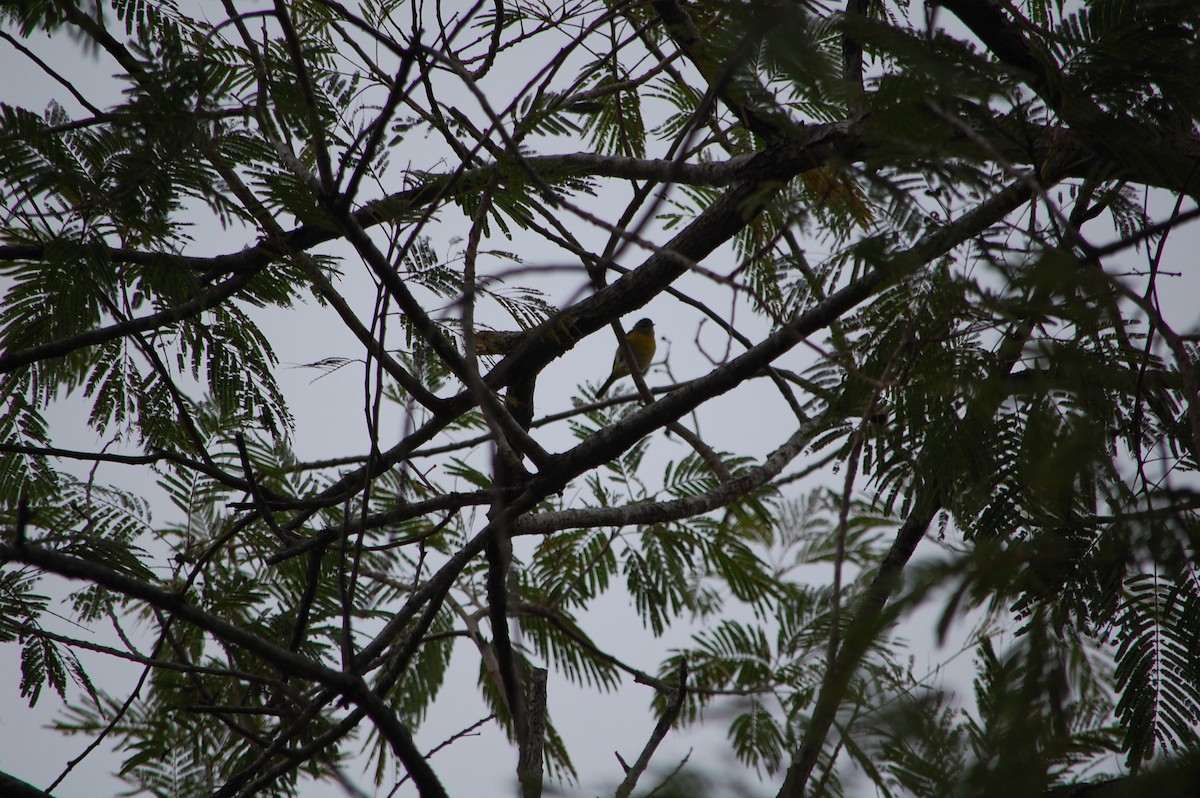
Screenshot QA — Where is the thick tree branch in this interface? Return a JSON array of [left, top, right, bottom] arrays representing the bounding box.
[[939, 0, 1200, 201], [0, 542, 347, 686], [0, 268, 260, 374], [0, 771, 58, 798], [512, 422, 813, 535], [777, 494, 940, 798], [0, 537, 452, 798], [540, 177, 1036, 488]]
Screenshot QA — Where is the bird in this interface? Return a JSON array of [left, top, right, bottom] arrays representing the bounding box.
[[596, 318, 656, 397]]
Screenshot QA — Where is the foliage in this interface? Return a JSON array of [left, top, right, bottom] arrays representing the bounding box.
[[1, 1, 1200, 797]]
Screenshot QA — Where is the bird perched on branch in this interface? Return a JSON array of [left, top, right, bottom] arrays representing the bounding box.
[[596, 318, 656, 398]]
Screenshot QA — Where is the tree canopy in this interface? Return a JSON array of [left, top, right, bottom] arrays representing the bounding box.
[[2, 0, 1200, 796]]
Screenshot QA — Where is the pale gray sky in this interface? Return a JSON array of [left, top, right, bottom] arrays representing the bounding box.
[[3, 4, 1199, 798]]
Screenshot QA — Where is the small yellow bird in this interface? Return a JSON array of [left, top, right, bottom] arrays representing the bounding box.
[[596, 318, 656, 397]]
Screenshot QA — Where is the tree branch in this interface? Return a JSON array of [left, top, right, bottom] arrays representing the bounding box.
[[615, 660, 689, 798], [939, 0, 1200, 201], [776, 494, 940, 798], [0, 771, 59, 798]]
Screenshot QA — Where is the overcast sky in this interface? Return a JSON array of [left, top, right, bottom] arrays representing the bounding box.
[[3, 4, 1200, 798]]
